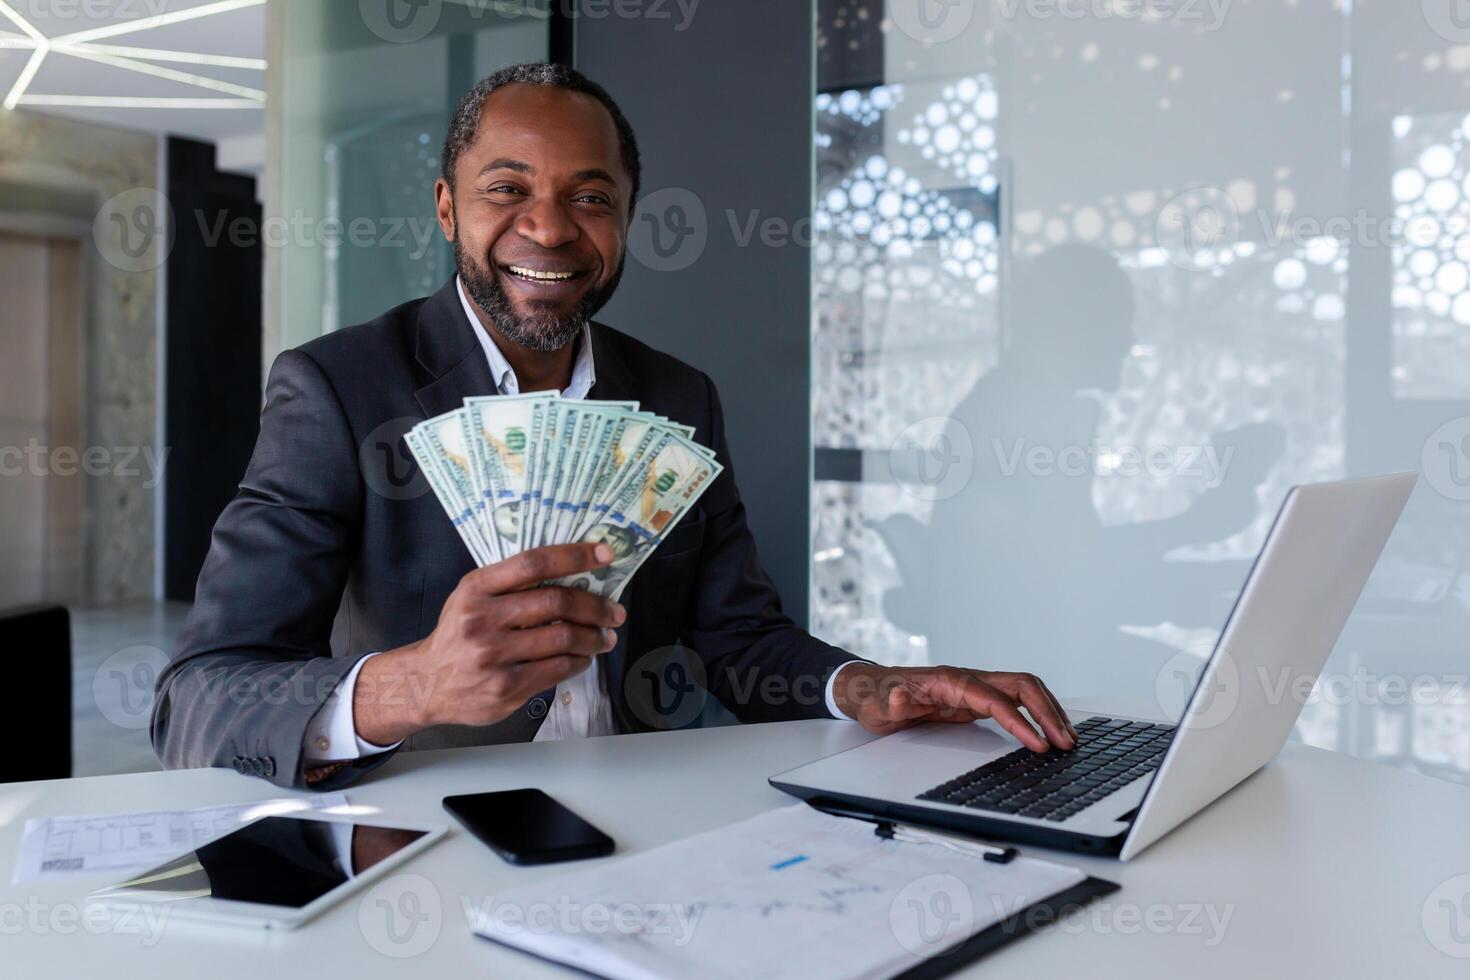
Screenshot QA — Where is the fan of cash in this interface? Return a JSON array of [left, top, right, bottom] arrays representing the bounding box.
[[406, 394, 722, 600]]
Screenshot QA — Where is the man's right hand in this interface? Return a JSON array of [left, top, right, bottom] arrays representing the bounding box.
[[352, 542, 625, 745]]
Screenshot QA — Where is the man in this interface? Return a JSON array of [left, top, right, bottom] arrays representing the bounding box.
[[151, 63, 1075, 791], [879, 244, 1281, 696]]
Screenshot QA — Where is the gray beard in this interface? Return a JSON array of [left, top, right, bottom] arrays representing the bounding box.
[[454, 238, 620, 354]]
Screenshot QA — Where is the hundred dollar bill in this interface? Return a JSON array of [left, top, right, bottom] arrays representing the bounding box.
[[527, 398, 568, 551], [526, 398, 565, 550], [554, 402, 638, 544], [458, 408, 491, 554], [559, 405, 626, 543], [419, 410, 498, 561], [573, 416, 713, 544], [572, 414, 665, 540], [464, 393, 549, 559], [553, 434, 723, 600], [538, 399, 585, 549], [404, 426, 492, 565]]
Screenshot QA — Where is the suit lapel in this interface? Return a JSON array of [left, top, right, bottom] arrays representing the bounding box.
[[414, 351, 498, 419], [413, 278, 498, 418], [586, 321, 636, 403]]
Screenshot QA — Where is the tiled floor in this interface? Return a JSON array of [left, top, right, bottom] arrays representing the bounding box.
[[70, 601, 190, 777]]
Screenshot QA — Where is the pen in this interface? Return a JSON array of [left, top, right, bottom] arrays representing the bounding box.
[[805, 801, 1017, 864], [874, 823, 1017, 864]]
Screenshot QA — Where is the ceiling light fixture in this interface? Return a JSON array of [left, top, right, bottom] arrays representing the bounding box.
[[0, 1, 46, 43], [0, 0, 45, 109], [54, 44, 264, 100], [0, 0, 266, 112], [47, 0, 266, 46], [54, 42, 266, 71], [5, 46, 47, 110], [18, 95, 259, 109]]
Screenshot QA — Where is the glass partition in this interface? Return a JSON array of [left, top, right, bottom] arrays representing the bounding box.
[[272, 1, 549, 355], [811, 0, 1470, 784]]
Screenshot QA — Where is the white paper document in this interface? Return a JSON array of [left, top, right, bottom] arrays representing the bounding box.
[[13, 793, 349, 884], [467, 804, 1089, 980]]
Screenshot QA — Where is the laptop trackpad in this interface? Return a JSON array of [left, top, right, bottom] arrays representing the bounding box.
[[895, 722, 1016, 755]]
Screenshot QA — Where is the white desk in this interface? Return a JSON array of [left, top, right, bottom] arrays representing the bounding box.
[[3, 719, 1468, 976]]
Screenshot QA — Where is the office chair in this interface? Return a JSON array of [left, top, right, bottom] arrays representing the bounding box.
[[0, 605, 72, 781]]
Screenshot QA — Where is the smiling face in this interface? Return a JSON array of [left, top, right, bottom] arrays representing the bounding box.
[[436, 83, 634, 352]]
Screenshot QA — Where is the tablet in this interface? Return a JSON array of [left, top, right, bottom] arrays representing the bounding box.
[[87, 814, 447, 930]]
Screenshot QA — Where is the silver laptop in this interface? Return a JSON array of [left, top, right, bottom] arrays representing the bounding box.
[[771, 473, 1416, 860]]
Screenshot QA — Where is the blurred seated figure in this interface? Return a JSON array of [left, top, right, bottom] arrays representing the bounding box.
[[876, 244, 1283, 698]]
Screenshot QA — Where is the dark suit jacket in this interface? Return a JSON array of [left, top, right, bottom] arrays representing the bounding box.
[[151, 278, 857, 789]]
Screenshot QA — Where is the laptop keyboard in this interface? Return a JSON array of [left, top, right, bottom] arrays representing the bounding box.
[[915, 716, 1176, 823]]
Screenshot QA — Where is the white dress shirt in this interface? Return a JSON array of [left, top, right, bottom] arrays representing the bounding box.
[[303, 277, 854, 764]]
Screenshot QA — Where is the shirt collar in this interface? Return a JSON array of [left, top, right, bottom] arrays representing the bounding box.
[[456, 275, 596, 400]]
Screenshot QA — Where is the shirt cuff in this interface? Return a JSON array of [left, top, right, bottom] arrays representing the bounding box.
[[303, 652, 403, 763], [825, 660, 864, 721]]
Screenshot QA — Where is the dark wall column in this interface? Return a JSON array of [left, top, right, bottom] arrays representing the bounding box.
[[572, 0, 815, 625], [164, 138, 262, 601]]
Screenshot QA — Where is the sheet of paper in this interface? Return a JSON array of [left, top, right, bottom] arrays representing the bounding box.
[[467, 803, 1088, 980], [12, 793, 348, 884]]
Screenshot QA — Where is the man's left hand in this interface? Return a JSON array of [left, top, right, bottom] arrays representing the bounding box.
[[832, 663, 1077, 751]]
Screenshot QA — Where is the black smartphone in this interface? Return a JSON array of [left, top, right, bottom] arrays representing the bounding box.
[[442, 789, 614, 865]]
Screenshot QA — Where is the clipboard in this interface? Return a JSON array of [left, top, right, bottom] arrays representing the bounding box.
[[468, 803, 1121, 980], [891, 875, 1120, 979], [474, 876, 1121, 980], [808, 800, 1120, 978]]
